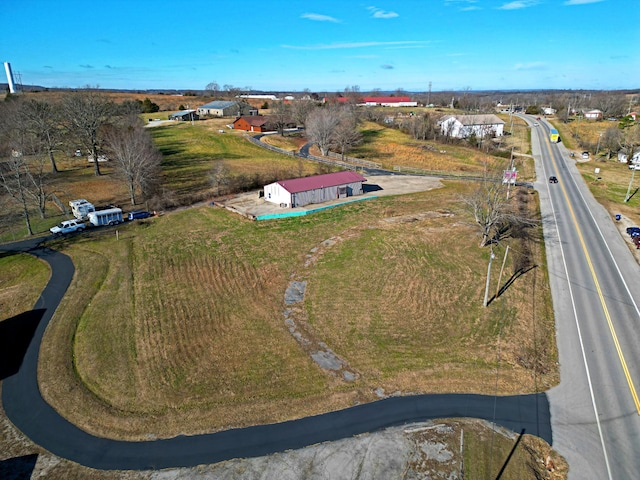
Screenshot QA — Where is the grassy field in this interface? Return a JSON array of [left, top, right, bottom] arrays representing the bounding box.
[[0, 105, 566, 475], [150, 120, 319, 202], [34, 178, 557, 441]]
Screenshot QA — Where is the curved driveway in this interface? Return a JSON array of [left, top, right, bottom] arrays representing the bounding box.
[[1, 238, 551, 470]]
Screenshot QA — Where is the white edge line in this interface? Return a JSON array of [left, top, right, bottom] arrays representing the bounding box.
[[536, 123, 613, 479]]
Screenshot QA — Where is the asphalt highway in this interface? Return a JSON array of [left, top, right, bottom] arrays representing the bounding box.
[[1, 236, 551, 470], [531, 117, 640, 479]]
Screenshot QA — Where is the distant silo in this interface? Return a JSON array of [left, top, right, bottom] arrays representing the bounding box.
[[4, 62, 16, 94]]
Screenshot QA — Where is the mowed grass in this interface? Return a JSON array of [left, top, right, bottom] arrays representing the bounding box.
[[38, 182, 558, 440], [150, 120, 319, 199], [0, 252, 50, 317]]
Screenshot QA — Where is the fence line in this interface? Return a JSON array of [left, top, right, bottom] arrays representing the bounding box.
[[326, 152, 381, 169], [244, 134, 362, 171]]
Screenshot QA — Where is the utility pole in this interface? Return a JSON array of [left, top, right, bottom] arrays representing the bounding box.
[[483, 247, 496, 307], [427, 81, 432, 106], [596, 132, 602, 157], [625, 155, 637, 202]]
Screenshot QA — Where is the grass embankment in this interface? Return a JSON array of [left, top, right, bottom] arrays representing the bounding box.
[[0, 252, 50, 317], [38, 180, 557, 440]]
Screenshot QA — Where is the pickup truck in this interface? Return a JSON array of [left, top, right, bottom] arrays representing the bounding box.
[[50, 219, 86, 235]]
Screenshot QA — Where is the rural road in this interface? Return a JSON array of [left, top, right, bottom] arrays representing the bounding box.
[[530, 116, 640, 479], [1, 236, 552, 471]]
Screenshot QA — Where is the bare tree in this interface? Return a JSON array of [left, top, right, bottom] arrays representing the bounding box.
[[332, 109, 362, 161], [461, 177, 538, 247], [205, 81, 220, 97], [105, 117, 161, 205], [403, 113, 436, 141], [291, 98, 316, 128], [271, 101, 293, 136], [62, 88, 114, 176], [209, 160, 230, 196], [593, 92, 628, 118], [0, 155, 52, 234], [305, 107, 341, 156], [601, 126, 623, 160], [19, 99, 64, 173]]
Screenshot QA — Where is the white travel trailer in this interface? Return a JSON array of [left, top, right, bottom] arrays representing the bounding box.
[[69, 199, 95, 220]]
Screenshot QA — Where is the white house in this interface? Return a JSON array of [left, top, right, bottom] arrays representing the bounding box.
[[440, 114, 505, 139], [263, 171, 366, 208], [543, 107, 557, 115], [584, 109, 603, 120], [618, 151, 640, 163]]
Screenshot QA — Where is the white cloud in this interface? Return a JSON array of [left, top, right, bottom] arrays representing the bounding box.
[[498, 0, 539, 10], [367, 6, 399, 18], [301, 13, 340, 22], [563, 0, 605, 4], [282, 40, 429, 50]]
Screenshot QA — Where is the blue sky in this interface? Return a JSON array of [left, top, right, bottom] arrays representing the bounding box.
[[1, 0, 637, 92]]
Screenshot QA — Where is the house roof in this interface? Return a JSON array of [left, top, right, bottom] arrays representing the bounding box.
[[199, 100, 238, 109], [169, 109, 196, 118], [276, 171, 366, 194], [234, 115, 267, 127], [443, 114, 505, 126]]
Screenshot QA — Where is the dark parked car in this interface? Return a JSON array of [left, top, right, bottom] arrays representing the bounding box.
[[627, 226, 640, 236], [128, 210, 152, 221], [549, 176, 558, 183]]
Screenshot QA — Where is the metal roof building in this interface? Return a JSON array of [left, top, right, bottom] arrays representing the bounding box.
[[197, 101, 255, 117], [264, 171, 366, 208]]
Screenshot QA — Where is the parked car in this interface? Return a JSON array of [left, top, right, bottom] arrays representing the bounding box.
[[633, 236, 640, 249], [128, 210, 152, 221], [581, 151, 590, 159], [50, 219, 85, 235], [549, 176, 558, 183], [627, 227, 640, 236]]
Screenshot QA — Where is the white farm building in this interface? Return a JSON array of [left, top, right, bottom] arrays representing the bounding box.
[[440, 114, 505, 139], [264, 171, 366, 208]]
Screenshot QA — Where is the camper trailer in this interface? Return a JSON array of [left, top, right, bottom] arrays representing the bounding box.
[[69, 199, 95, 220]]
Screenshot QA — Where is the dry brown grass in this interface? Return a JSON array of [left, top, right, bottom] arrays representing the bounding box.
[[23, 90, 213, 113], [36, 181, 557, 441], [551, 118, 618, 152], [347, 121, 527, 177]]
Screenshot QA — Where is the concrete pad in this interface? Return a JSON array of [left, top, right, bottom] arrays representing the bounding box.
[[217, 175, 443, 219]]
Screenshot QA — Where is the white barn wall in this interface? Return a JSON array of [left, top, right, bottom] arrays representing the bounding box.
[[264, 183, 292, 206]]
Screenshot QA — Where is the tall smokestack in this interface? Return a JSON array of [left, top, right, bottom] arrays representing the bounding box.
[[4, 62, 16, 94]]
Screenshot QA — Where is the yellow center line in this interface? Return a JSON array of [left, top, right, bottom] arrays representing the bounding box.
[[544, 135, 640, 414]]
